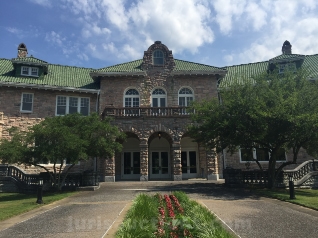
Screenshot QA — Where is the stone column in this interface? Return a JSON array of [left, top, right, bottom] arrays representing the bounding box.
[[206, 149, 219, 180], [172, 143, 182, 181], [140, 140, 149, 181], [104, 156, 115, 182]]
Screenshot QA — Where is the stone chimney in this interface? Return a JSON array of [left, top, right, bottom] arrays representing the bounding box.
[[282, 40, 292, 54], [17, 43, 28, 58]]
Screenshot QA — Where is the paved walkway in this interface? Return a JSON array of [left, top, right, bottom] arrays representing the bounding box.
[[0, 181, 318, 237]]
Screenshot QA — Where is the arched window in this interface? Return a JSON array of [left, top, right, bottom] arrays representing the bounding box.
[[124, 89, 140, 115], [151, 88, 166, 115], [179, 87, 193, 114], [153, 50, 164, 65], [178, 87, 193, 106]]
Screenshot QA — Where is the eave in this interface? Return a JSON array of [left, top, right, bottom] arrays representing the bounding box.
[[0, 82, 100, 94]]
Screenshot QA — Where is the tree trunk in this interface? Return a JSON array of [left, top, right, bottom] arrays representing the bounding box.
[[267, 153, 277, 189]]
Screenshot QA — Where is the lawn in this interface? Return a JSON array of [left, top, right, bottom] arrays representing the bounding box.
[[255, 188, 318, 210], [0, 192, 76, 221], [116, 191, 233, 238]]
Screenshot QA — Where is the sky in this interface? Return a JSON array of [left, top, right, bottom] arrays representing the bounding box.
[[1, 0, 318, 69]]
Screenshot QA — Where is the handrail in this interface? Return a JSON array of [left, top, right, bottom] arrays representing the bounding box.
[[283, 159, 318, 184], [102, 106, 194, 117]]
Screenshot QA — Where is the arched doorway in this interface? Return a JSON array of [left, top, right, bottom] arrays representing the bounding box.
[[149, 134, 171, 180], [121, 137, 140, 180], [181, 137, 198, 179]]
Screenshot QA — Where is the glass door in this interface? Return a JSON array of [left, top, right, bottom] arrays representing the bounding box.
[[122, 152, 140, 179], [181, 151, 197, 178], [151, 151, 170, 179]]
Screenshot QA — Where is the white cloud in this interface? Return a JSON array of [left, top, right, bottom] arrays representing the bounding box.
[[28, 0, 52, 7], [6, 27, 21, 34], [45, 31, 65, 46]]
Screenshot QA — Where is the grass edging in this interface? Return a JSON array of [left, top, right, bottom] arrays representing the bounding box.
[[254, 188, 318, 211], [0, 192, 77, 222], [116, 191, 234, 238]]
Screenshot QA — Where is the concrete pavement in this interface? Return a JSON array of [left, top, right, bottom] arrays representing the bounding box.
[[0, 181, 318, 238]]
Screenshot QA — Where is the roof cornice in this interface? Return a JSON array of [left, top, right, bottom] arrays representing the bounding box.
[[0, 82, 99, 94], [90, 71, 146, 78], [171, 70, 227, 76]]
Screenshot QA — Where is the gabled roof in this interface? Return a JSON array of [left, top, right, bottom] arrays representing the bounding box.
[[11, 56, 48, 65], [220, 53, 318, 88], [0, 58, 99, 93], [269, 54, 305, 63], [90, 59, 227, 77]]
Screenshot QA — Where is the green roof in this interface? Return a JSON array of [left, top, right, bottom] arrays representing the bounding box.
[[0, 58, 99, 90], [11, 56, 48, 65], [220, 54, 318, 88], [269, 54, 305, 61], [93, 59, 226, 74]]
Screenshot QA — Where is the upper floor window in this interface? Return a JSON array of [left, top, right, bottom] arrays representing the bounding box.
[[21, 66, 39, 76], [279, 63, 296, 74], [178, 87, 194, 107], [152, 88, 166, 115], [20, 93, 33, 113], [56, 96, 89, 116], [153, 50, 164, 65], [124, 89, 140, 115]]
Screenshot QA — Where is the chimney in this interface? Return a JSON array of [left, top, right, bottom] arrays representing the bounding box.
[[17, 43, 28, 58], [282, 40, 292, 54]]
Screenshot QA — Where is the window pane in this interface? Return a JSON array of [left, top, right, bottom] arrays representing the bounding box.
[[277, 148, 286, 161], [189, 151, 197, 173], [186, 97, 193, 106], [69, 97, 78, 114], [22, 67, 29, 75], [240, 148, 253, 161], [22, 94, 33, 111], [80, 98, 89, 115], [152, 89, 165, 95], [133, 152, 140, 174], [132, 98, 139, 107], [152, 98, 158, 107], [125, 98, 132, 107], [31, 68, 38, 76], [256, 148, 269, 161], [181, 152, 187, 174], [57, 96, 66, 115], [124, 152, 131, 174], [179, 97, 185, 106], [160, 98, 166, 107], [125, 89, 139, 95]]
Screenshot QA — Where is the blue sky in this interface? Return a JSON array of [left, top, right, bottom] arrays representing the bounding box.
[[1, 0, 318, 69]]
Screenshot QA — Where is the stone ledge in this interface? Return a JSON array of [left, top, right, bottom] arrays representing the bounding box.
[[75, 185, 100, 191]]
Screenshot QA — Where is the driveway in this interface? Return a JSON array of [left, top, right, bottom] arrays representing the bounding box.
[[0, 181, 317, 238]]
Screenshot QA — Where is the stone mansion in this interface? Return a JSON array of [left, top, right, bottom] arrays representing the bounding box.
[[0, 41, 315, 182]]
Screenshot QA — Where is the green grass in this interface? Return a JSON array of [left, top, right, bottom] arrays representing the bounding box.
[[255, 188, 318, 210], [116, 192, 233, 238], [0, 192, 76, 221]]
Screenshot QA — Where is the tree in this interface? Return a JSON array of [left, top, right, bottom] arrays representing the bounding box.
[[188, 68, 318, 188], [0, 113, 125, 190]]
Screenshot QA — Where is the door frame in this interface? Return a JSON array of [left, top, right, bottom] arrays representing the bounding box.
[[121, 151, 141, 180], [149, 150, 171, 179]]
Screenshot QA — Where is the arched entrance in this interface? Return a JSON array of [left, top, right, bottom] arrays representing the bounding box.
[[149, 133, 171, 180], [121, 137, 140, 180], [181, 137, 199, 179]]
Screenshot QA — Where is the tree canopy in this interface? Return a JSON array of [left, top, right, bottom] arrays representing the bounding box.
[[0, 113, 125, 190], [188, 68, 318, 188]]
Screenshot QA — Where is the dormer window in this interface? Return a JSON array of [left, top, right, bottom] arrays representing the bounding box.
[[21, 66, 38, 76], [279, 63, 296, 74], [153, 50, 164, 65]]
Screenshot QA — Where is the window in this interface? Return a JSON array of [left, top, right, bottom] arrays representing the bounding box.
[[21, 66, 38, 76], [124, 89, 140, 115], [240, 147, 286, 162], [153, 50, 164, 65], [279, 63, 296, 74], [179, 87, 194, 114], [56, 96, 89, 116], [151, 88, 166, 115], [20, 93, 33, 112]]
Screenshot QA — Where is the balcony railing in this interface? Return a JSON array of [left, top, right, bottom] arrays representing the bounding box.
[[102, 106, 194, 117]]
